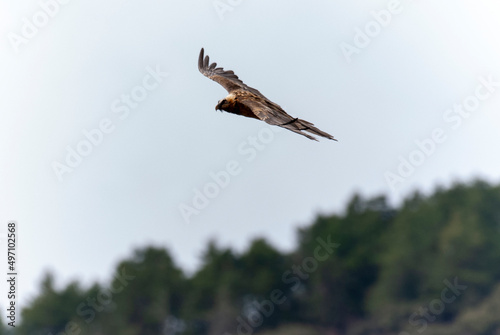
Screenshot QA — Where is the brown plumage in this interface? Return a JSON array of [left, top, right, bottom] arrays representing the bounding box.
[[198, 48, 337, 141]]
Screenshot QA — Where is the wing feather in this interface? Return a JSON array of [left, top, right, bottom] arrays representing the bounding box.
[[198, 48, 267, 98], [239, 97, 336, 141]]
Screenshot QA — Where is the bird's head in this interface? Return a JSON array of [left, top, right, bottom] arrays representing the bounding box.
[[215, 99, 228, 111]]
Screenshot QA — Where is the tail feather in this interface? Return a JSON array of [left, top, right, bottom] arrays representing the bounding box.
[[280, 118, 337, 141]]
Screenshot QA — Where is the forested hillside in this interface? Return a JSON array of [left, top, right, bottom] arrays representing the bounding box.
[[13, 180, 500, 335]]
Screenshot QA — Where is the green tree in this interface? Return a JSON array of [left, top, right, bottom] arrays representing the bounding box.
[[109, 247, 186, 335], [183, 240, 240, 335], [17, 273, 88, 335], [296, 194, 393, 330], [368, 180, 500, 327], [237, 238, 291, 330]]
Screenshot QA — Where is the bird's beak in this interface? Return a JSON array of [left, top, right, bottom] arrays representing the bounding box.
[[215, 101, 223, 111]]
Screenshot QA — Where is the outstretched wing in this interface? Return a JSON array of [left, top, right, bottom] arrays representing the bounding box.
[[198, 48, 267, 98], [239, 97, 337, 142]]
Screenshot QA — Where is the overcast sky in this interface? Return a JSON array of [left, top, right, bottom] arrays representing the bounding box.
[[1, 0, 500, 311]]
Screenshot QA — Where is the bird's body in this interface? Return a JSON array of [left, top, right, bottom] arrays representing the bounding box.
[[215, 93, 259, 120], [198, 48, 336, 141]]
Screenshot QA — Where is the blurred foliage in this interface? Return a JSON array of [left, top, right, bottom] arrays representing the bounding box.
[[13, 179, 500, 334]]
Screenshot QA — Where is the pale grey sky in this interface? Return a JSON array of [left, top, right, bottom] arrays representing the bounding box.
[[1, 0, 500, 311]]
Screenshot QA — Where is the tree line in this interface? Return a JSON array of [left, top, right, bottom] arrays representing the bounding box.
[[10, 179, 500, 335]]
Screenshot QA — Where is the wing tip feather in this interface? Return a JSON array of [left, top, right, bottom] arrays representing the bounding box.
[[198, 48, 205, 71]]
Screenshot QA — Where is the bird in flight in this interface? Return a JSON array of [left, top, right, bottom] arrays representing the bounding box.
[[198, 48, 337, 141]]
